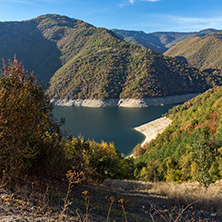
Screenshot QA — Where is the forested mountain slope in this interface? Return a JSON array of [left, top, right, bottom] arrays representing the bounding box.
[[164, 33, 222, 75], [134, 86, 222, 186], [47, 31, 219, 100], [0, 14, 221, 100], [112, 28, 220, 53]]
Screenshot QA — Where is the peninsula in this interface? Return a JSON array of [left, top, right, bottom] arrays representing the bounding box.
[[134, 117, 172, 146]]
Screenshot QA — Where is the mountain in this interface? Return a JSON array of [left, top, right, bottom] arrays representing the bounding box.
[[164, 32, 222, 75], [0, 16, 62, 83], [134, 86, 222, 185], [0, 14, 221, 100], [112, 29, 220, 53]]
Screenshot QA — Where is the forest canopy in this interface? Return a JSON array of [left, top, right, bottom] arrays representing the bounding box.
[[134, 87, 222, 187]]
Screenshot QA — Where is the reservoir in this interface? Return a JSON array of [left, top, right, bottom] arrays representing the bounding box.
[[53, 105, 175, 155]]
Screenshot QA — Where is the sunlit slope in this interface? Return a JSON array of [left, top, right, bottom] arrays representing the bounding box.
[[0, 14, 221, 99], [134, 87, 222, 185], [113, 28, 220, 53], [164, 33, 222, 74]]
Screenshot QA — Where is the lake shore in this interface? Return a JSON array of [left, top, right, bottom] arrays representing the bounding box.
[[134, 116, 172, 147], [51, 93, 199, 108]]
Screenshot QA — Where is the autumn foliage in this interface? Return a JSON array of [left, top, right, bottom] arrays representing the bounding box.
[[0, 58, 64, 180], [0, 58, 135, 183], [134, 87, 222, 187]]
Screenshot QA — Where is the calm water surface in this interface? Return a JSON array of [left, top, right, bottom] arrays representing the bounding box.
[[53, 105, 175, 155]]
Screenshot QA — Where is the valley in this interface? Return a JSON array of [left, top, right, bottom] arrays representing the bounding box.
[[1, 13, 222, 221]]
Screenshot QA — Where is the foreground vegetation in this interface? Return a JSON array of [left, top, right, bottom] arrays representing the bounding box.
[[0, 59, 134, 185], [134, 86, 222, 187], [1, 178, 222, 221], [1, 59, 222, 221]]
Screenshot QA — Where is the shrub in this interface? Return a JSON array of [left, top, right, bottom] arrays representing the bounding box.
[[0, 58, 64, 181], [64, 137, 135, 181]]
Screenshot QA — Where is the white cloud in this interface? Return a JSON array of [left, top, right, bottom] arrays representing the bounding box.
[[149, 14, 222, 32], [120, 0, 159, 7], [169, 15, 222, 29], [129, 0, 160, 3], [141, 0, 160, 2], [137, 13, 222, 32]]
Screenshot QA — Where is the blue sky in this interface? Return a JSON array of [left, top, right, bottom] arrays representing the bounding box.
[[0, 0, 222, 33]]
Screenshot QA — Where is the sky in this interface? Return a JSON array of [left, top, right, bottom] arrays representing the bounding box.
[[0, 0, 222, 33]]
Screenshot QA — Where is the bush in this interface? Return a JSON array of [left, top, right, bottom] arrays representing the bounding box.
[[64, 137, 135, 181], [0, 58, 64, 181]]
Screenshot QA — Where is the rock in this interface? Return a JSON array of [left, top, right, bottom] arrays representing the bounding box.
[[134, 117, 172, 147], [211, 213, 217, 217], [51, 93, 199, 108]]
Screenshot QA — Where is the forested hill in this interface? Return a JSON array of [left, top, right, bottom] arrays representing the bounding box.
[[164, 32, 222, 75], [0, 14, 94, 83], [0, 14, 222, 100], [112, 28, 220, 53], [0, 15, 61, 83], [134, 86, 222, 186]]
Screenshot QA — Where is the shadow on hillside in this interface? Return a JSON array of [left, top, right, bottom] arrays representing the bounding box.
[[93, 179, 222, 221], [2, 178, 222, 221], [203, 68, 222, 75], [175, 56, 188, 64], [0, 21, 62, 85], [67, 181, 169, 221]]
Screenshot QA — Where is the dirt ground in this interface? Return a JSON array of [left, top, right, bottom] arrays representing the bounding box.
[[1, 179, 222, 221]]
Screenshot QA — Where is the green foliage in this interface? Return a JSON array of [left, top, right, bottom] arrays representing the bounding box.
[[45, 15, 222, 100], [164, 33, 222, 76], [190, 127, 219, 187], [64, 137, 135, 181], [0, 17, 61, 83], [0, 58, 64, 180], [47, 29, 221, 100], [113, 28, 219, 53], [0, 58, 135, 183], [134, 87, 222, 185], [1, 14, 220, 100]]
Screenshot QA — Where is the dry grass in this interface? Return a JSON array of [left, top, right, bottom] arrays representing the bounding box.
[[103, 179, 222, 221], [149, 180, 222, 214], [1, 177, 222, 221], [103, 179, 222, 215]]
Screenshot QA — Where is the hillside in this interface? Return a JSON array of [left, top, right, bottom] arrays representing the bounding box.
[[164, 33, 222, 75], [134, 86, 222, 187], [1, 58, 222, 221], [0, 17, 62, 83], [112, 28, 220, 53], [0, 14, 222, 100], [48, 35, 219, 100]]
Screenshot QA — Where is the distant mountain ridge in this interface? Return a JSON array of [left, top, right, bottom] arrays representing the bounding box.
[[112, 28, 220, 53], [164, 32, 222, 75], [0, 14, 222, 101]]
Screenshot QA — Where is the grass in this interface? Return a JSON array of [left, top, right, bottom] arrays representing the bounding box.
[[103, 179, 222, 221], [148, 180, 222, 214], [0, 177, 222, 221]]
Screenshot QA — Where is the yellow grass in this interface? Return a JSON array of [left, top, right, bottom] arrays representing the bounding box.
[[104, 179, 222, 214]]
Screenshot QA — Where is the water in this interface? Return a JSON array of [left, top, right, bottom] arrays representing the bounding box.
[[53, 105, 175, 155]]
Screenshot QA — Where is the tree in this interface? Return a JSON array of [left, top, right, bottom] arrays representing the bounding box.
[[0, 58, 64, 180], [191, 127, 218, 188]]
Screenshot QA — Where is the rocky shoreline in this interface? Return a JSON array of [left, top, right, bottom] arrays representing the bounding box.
[[51, 93, 199, 107], [134, 116, 172, 147]]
